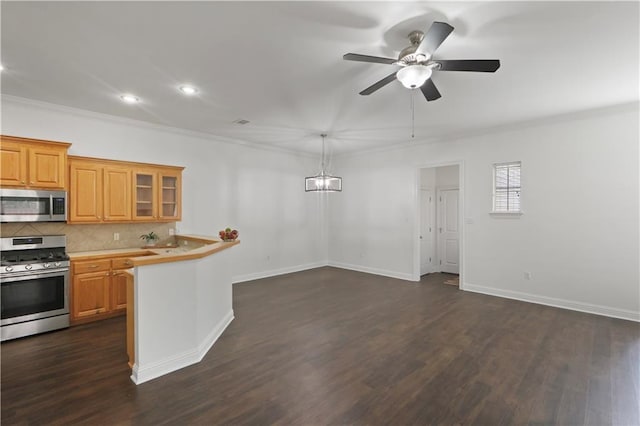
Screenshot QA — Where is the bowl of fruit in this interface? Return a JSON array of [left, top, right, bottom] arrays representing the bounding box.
[[219, 228, 239, 242]]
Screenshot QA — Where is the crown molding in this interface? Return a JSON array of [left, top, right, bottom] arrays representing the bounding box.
[[333, 100, 640, 159], [1, 95, 317, 158]]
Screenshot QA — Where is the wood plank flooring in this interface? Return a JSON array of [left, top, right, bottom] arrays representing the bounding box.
[[2, 268, 639, 425]]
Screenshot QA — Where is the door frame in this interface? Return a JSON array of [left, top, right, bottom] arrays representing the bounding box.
[[413, 161, 465, 289]]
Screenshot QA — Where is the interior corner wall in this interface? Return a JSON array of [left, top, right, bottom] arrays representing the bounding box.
[[328, 104, 640, 321], [1, 97, 327, 282]]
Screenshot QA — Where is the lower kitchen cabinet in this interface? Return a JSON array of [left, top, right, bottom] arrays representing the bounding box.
[[73, 271, 110, 319], [71, 255, 135, 324], [110, 271, 128, 311]]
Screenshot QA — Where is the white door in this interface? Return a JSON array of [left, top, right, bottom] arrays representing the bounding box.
[[420, 189, 435, 275], [437, 189, 459, 274]]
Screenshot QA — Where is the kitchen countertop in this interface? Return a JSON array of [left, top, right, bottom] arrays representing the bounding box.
[[68, 234, 239, 266]]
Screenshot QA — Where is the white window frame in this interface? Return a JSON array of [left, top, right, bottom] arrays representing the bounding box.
[[491, 161, 522, 215]]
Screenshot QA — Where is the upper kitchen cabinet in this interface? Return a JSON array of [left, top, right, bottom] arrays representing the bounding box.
[[69, 157, 132, 223], [0, 135, 70, 189], [133, 167, 182, 222], [70, 156, 183, 224]]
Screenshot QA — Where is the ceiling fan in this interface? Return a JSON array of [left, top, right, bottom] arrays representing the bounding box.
[[343, 21, 500, 101]]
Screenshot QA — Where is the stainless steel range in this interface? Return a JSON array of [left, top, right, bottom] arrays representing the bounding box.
[[1, 235, 70, 341]]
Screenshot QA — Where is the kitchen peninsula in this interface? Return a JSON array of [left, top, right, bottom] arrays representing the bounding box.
[[69, 235, 239, 385]]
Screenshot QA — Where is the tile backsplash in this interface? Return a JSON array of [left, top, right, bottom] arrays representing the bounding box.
[[0, 222, 175, 252]]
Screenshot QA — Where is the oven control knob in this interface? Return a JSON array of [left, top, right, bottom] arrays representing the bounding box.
[[43, 263, 51, 268], [5, 266, 13, 272], [25, 264, 33, 270], [54, 262, 61, 267]]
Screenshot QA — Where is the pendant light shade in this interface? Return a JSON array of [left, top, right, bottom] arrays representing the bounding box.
[[305, 134, 342, 192]]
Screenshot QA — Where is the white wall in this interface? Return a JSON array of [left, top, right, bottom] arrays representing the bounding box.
[[329, 104, 640, 321], [420, 167, 435, 188], [1, 96, 327, 281]]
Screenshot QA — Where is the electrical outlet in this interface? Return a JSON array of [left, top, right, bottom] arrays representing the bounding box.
[[169, 228, 175, 236], [524, 271, 532, 280], [113, 233, 119, 241]]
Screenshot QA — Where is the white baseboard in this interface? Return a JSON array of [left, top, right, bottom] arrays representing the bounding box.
[[464, 282, 640, 322], [130, 310, 235, 385], [328, 261, 415, 282], [197, 310, 235, 360], [232, 261, 327, 284]]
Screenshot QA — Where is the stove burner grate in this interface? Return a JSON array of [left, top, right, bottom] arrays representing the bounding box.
[[1, 248, 69, 266]]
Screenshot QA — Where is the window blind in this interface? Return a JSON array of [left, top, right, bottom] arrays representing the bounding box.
[[493, 162, 521, 212]]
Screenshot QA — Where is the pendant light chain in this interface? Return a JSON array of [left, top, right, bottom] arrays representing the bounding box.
[[321, 133, 327, 174]]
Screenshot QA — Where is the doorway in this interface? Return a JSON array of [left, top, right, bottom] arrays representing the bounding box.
[[416, 164, 462, 285], [437, 187, 459, 274]]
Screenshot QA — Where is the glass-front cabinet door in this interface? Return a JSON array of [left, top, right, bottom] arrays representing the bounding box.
[[158, 170, 181, 220], [133, 170, 157, 221], [132, 167, 182, 222]]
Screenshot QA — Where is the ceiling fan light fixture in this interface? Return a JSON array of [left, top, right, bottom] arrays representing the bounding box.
[[397, 65, 432, 89]]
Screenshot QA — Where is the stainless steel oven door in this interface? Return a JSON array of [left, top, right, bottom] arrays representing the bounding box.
[[0, 269, 69, 326]]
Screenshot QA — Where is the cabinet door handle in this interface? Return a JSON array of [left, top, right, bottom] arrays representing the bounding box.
[[124, 261, 132, 265], [30, 181, 34, 184], [88, 265, 99, 268], [20, 180, 25, 184]]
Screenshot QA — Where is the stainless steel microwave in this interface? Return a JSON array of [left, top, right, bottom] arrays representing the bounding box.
[[0, 189, 67, 222]]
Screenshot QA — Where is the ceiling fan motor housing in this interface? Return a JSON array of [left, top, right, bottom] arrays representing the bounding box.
[[398, 31, 429, 65]]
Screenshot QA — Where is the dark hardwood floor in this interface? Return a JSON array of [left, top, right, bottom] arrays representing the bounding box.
[[2, 268, 639, 425]]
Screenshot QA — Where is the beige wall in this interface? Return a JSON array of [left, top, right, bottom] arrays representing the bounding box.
[[0, 222, 175, 252]]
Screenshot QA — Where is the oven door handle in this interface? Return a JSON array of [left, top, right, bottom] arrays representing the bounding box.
[[50, 194, 54, 219], [0, 269, 69, 283]]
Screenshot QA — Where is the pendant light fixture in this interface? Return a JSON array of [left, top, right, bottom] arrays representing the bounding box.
[[305, 134, 342, 192]]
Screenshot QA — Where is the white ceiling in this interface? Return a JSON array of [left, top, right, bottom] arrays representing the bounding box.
[[1, 1, 638, 155]]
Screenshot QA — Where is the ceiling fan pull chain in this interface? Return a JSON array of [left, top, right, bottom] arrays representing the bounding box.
[[411, 90, 415, 139]]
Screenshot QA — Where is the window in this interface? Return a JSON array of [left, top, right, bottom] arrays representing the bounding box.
[[493, 162, 521, 213]]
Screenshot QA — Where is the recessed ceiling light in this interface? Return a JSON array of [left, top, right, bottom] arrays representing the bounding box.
[[120, 94, 140, 104], [179, 85, 198, 95], [0, 64, 4, 72]]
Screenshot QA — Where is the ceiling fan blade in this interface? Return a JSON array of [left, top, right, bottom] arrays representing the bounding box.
[[416, 22, 454, 57], [359, 72, 398, 95], [343, 53, 397, 65], [420, 79, 441, 101], [436, 60, 501, 72]]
